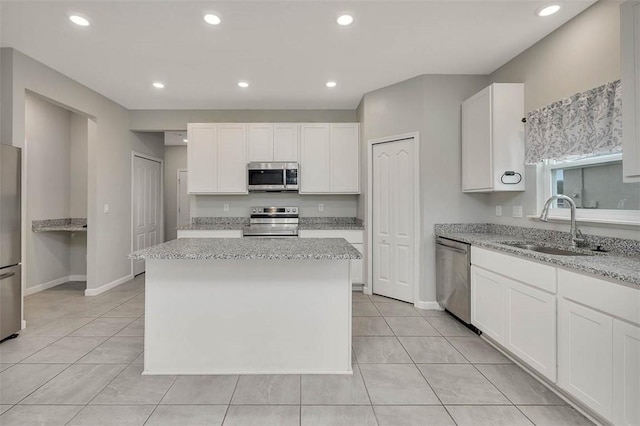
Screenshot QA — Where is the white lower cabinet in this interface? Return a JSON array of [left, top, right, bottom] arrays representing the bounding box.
[[505, 280, 556, 381], [558, 298, 614, 419], [177, 230, 242, 238], [471, 256, 556, 381], [613, 319, 640, 426], [298, 229, 364, 285]]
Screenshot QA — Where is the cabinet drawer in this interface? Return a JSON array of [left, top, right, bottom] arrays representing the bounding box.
[[471, 247, 556, 293], [177, 230, 242, 238], [298, 230, 363, 244]]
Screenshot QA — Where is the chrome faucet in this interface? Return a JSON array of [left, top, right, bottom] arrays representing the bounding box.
[[540, 195, 584, 247]]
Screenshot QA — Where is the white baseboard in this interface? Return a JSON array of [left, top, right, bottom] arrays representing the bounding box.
[[85, 274, 133, 296], [362, 286, 372, 295], [21, 320, 27, 330], [352, 283, 364, 291], [25, 276, 70, 296], [414, 300, 443, 310], [68, 275, 87, 282]]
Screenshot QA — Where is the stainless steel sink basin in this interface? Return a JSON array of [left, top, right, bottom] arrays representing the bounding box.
[[504, 243, 592, 256]]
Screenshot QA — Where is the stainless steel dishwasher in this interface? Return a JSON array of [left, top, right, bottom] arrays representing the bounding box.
[[436, 237, 476, 331]]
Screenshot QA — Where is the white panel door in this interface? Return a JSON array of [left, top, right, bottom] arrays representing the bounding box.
[[505, 280, 556, 381], [133, 156, 162, 276], [470, 266, 506, 343], [187, 123, 217, 193], [462, 86, 492, 191], [217, 124, 248, 193], [300, 124, 330, 193], [274, 123, 299, 162], [558, 298, 613, 420], [613, 319, 640, 426], [372, 139, 415, 302], [177, 170, 190, 229], [330, 123, 359, 193], [249, 123, 274, 162]]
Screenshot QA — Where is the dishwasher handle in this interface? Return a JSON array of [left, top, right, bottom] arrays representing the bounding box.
[[436, 240, 468, 255]]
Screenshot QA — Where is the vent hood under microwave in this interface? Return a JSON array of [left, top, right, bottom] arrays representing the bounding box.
[[247, 162, 299, 192]]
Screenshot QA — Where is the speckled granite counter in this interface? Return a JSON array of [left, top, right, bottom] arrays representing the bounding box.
[[435, 224, 640, 286], [178, 217, 364, 231], [32, 218, 87, 232], [130, 237, 362, 261]]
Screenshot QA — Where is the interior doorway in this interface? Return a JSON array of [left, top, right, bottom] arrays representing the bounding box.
[[367, 134, 420, 304], [132, 153, 163, 276]]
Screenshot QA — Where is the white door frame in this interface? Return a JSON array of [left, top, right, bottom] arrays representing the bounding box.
[[176, 168, 189, 228], [366, 132, 421, 306], [131, 151, 164, 276]]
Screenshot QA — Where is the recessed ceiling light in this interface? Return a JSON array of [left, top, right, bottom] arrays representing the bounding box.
[[69, 15, 90, 27], [204, 14, 221, 25], [183, 139, 188, 143], [536, 4, 561, 17], [337, 14, 354, 26], [326, 81, 337, 88], [238, 81, 249, 88], [152, 82, 165, 89]]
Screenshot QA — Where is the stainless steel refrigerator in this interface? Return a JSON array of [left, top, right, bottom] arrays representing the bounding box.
[[0, 144, 21, 341]]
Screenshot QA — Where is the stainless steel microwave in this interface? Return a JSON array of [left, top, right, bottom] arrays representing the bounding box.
[[247, 162, 299, 192]]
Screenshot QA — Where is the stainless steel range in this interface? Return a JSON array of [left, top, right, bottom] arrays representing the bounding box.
[[242, 206, 299, 237]]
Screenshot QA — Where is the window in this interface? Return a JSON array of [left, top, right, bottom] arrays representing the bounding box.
[[540, 154, 640, 224]]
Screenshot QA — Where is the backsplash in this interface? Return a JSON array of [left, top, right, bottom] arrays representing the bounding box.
[[434, 223, 640, 257]]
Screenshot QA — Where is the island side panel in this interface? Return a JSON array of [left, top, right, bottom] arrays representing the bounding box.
[[144, 258, 352, 374]]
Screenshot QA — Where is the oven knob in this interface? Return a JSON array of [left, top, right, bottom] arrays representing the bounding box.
[[286, 209, 291, 213], [252, 209, 257, 213]]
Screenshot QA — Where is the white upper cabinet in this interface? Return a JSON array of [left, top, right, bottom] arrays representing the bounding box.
[[187, 123, 248, 194], [248, 123, 299, 162], [300, 123, 360, 194], [622, 1, 640, 182], [462, 83, 525, 192]]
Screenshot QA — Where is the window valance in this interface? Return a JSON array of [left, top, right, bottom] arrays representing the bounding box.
[[524, 80, 622, 164]]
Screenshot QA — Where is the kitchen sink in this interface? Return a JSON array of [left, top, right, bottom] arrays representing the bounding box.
[[503, 243, 593, 256]]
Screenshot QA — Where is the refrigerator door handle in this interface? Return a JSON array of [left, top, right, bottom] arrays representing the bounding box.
[[0, 271, 16, 280]]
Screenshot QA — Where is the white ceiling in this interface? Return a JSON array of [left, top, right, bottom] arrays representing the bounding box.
[[1, 0, 596, 110]]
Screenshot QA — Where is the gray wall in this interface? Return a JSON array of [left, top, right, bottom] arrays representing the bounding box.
[[2, 48, 164, 299], [487, 0, 635, 239], [164, 145, 188, 241], [69, 111, 88, 277], [359, 74, 491, 304], [130, 109, 358, 131]]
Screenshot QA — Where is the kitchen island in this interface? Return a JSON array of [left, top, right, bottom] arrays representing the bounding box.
[[130, 237, 361, 375]]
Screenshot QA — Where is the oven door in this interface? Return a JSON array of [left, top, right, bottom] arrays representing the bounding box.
[[247, 166, 286, 191]]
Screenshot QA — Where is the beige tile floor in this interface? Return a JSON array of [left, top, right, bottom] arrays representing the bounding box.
[[0, 277, 595, 426]]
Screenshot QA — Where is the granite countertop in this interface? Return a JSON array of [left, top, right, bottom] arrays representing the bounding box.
[[435, 225, 640, 287], [32, 218, 87, 232], [129, 237, 363, 261], [178, 217, 364, 231]]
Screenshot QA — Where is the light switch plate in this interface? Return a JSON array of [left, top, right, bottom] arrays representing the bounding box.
[[495, 205, 502, 217], [318, 204, 324, 212], [103, 204, 109, 214], [512, 205, 523, 218], [223, 204, 229, 212]]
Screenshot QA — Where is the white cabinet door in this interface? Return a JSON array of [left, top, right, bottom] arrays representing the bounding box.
[[187, 124, 217, 193], [274, 124, 299, 162], [622, 1, 640, 181], [248, 124, 274, 162], [462, 86, 492, 191], [330, 123, 359, 193], [351, 243, 364, 285], [300, 124, 331, 193], [613, 319, 640, 426], [505, 280, 557, 381], [217, 124, 248, 194], [558, 298, 613, 420], [470, 266, 506, 343]]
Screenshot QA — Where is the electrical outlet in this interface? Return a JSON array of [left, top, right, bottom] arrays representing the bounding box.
[[103, 204, 109, 214], [223, 204, 229, 212], [318, 204, 324, 212], [495, 205, 502, 217], [512, 205, 523, 218]]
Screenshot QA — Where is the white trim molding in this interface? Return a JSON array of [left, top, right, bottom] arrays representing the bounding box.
[[366, 132, 421, 306], [414, 301, 443, 311], [25, 276, 70, 296], [84, 273, 134, 296]]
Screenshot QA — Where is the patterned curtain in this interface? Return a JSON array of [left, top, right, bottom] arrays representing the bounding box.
[[524, 80, 622, 164]]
